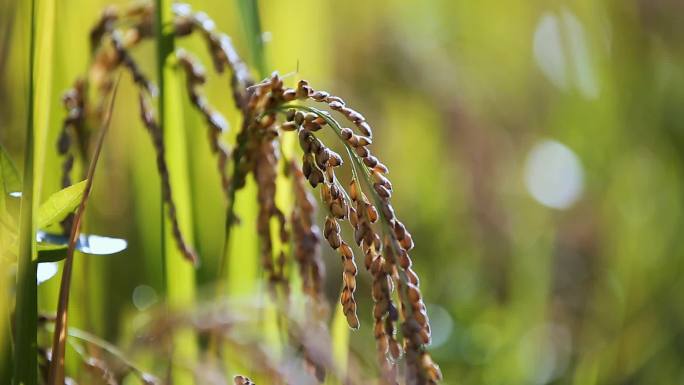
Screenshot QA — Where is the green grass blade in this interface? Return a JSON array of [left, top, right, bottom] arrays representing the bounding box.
[[13, 164, 37, 385], [31, 0, 55, 203], [156, 1, 198, 383], [12, 0, 50, 382], [220, 0, 266, 306], [236, 0, 266, 79], [215, 1, 268, 376]]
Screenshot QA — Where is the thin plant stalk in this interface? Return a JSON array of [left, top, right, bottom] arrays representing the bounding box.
[[211, 0, 265, 372], [155, 0, 199, 383], [47, 75, 121, 385], [236, 0, 266, 79], [217, 0, 265, 297], [12, 0, 38, 383], [12, 0, 47, 381], [15, 0, 56, 380], [31, 0, 55, 202], [220, 0, 266, 281]]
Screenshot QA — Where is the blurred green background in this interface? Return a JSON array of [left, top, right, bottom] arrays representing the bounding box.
[[2, 0, 684, 384]]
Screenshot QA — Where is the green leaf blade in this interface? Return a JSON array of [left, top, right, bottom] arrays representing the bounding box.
[[37, 179, 86, 229]]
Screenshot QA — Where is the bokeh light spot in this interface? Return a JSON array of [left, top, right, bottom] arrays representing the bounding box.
[[534, 13, 568, 90], [425, 304, 453, 349], [132, 284, 158, 311], [533, 8, 600, 99], [524, 139, 584, 209], [517, 323, 572, 384]]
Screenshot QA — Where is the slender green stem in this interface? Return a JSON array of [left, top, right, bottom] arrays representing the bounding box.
[[13, 0, 38, 383], [217, 135, 248, 279], [236, 0, 266, 79], [155, 0, 167, 298], [217, 0, 265, 280], [210, 4, 266, 362], [155, 1, 198, 383]]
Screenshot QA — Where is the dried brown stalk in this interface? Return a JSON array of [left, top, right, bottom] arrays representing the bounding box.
[[48, 75, 121, 385]]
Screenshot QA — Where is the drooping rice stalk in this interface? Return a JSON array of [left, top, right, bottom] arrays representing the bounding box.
[[45, 3, 442, 384]]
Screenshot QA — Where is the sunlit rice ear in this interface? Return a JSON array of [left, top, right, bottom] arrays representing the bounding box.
[[266, 80, 441, 383]]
